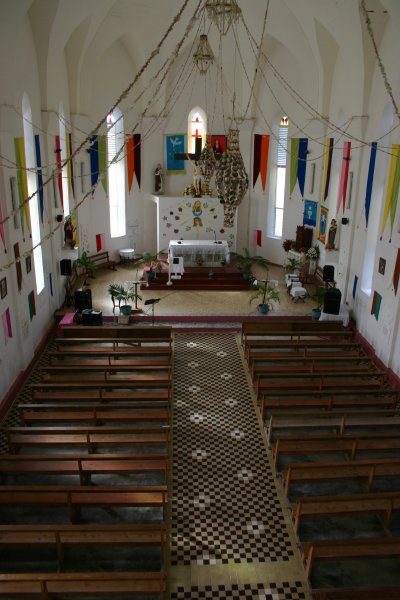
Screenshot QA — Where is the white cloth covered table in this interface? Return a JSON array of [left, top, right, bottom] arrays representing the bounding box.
[[169, 240, 230, 267], [319, 306, 351, 327], [119, 248, 135, 262]]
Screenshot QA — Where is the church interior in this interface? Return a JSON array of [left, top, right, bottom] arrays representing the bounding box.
[[1, 0, 400, 598]]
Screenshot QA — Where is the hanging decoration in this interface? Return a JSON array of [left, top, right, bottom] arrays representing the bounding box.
[[28, 290, 36, 321], [14, 137, 31, 238], [97, 135, 108, 194], [2, 307, 12, 344], [364, 142, 377, 228], [0, 199, 6, 253], [165, 134, 186, 174], [67, 133, 75, 200], [199, 135, 216, 189], [34, 135, 44, 224], [253, 134, 270, 192], [49, 272, 53, 297], [215, 128, 249, 227], [206, 0, 241, 36], [322, 137, 334, 202], [336, 141, 351, 213], [303, 199, 317, 227], [318, 206, 328, 243], [89, 136, 99, 189], [193, 34, 214, 74], [13, 243, 22, 292], [352, 274, 358, 299], [393, 248, 400, 296], [96, 233, 105, 253], [380, 143, 400, 242], [371, 290, 382, 321], [55, 135, 64, 207], [289, 138, 308, 198], [126, 133, 142, 191]]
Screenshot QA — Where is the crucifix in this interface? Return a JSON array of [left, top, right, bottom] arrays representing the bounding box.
[[175, 136, 203, 197]]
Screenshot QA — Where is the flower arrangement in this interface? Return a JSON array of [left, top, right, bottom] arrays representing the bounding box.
[[282, 239, 295, 253], [306, 245, 320, 261]]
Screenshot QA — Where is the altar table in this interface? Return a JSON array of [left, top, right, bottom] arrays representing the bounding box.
[[169, 240, 230, 267], [319, 306, 351, 327]]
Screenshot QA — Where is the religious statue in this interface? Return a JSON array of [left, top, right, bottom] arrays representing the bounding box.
[[212, 138, 223, 160], [186, 154, 202, 197], [64, 215, 75, 248], [154, 163, 164, 194], [326, 218, 337, 250]]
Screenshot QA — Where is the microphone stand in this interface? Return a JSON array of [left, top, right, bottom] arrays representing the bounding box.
[[209, 229, 217, 278]]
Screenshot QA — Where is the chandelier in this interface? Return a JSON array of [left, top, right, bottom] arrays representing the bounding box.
[[193, 34, 214, 74], [205, 0, 241, 36], [215, 128, 248, 227]]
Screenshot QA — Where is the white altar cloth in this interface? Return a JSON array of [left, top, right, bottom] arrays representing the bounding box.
[[169, 240, 230, 266], [319, 306, 351, 327]]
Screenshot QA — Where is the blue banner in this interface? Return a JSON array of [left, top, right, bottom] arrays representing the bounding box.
[[303, 199, 317, 227], [165, 134, 186, 174]]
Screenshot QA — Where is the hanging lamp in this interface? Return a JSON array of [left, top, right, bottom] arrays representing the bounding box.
[[215, 128, 248, 227], [205, 0, 241, 36], [193, 34, 214, 74], [199, 135, 217, 192]]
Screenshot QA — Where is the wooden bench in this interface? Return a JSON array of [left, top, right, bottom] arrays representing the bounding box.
[[50, 348, 172, 362], [241, 320, 349, 344], [0, 453, 168, 485], [31, 389, 170, 403], [43, 362, 172, 375], [88, 250, 117, 271], [19, 407, 169, 426], [0, 484, 168, 523], [292, 490, 400, 531], [32, 374, 172, 389], [60, 325, 172, 343], [245, 340, 362, 362], [261, 391, 399, 415], [0, 522, 166, 568], [312, 586, 400, 599], [0, 571, 166, 598], [302, 536, 400, 579], [249, 352, 370, 375], [266, 410, 400, 444], [282, 457, 400, 495], [6, 425, 170, 453]]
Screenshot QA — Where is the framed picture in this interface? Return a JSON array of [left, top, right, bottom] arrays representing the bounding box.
[[0, 277, 7, 299], [378, 257, 386, 275], [26, 255, 32, 274]]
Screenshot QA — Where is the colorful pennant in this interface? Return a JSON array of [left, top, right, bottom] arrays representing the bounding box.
[[380, 144, 400, 242], [364, 142, 377, 228], [371, 290, 382, 321], [393, 248, 400, 296], [55, 135, 64, 207], [13, 243, 22, 292], [318, 206, 328, 243], [290, 138, 299, 197], [0, 198, 6, 253], [67, 133, 75, 200], [34, 135, 44, 224], [97, 135, 108, 194], [322, 138, 334, 202], [336, 141, 351, 213], [96, 233, 105, 252], [89, 136, 99, 189], [28, 290, 36, 321], [126, 133, 142, 192], [303, 199, 317, 227], [14, 137, 31, 237], [290, 138, 308, 198], [352, 275, 358, 299], [2, 308, 12, 344], [253, 134, 270, 192]]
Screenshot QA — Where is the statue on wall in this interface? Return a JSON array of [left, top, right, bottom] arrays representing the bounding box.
[[64, 215, 75, 248], [326, 219, 337, 250], [154, 164, 164, 195], [186, 154, 202, 197]]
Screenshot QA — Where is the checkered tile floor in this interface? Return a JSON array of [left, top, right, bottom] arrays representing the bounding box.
[[171, 332, 308, 598]]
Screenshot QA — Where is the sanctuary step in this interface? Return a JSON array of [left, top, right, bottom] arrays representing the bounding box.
[[141, 266, 254, 291]]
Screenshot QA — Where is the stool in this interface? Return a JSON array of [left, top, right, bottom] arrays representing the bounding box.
[[290, 284, 307, 302], [119, 248, 135, 263]]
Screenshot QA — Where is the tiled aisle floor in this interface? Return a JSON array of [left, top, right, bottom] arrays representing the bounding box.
[[170, 332, 311, 599]]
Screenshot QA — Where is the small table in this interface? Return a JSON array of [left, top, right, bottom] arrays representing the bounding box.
[[119, 248, 136, 263], [319, 306, 351, 327]]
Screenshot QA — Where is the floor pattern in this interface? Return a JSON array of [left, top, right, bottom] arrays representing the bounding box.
[[170, 332, 309, 598]]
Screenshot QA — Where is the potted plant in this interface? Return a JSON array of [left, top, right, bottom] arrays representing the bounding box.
[[282, 239, 295, 253], [308, 286, 326, 320], [132, 250, 167, 283], [249, 283, 280, 315], [107, 283, 142, 315], [74, 251, 96, 286], [284, 257, 301, 274], [230, 248, 269, 280]]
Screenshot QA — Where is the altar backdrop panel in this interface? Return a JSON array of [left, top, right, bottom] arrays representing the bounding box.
[[154, 196, 237, 252]]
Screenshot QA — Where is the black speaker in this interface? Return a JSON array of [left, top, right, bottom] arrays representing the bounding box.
[[60, 258, 72, 276], [323, 265, 335, 282], [74, 288, 92, 312], [82, 309, 102, 325], [323, 288, 342, 315]]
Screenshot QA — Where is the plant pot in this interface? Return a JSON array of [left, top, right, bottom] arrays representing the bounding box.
[[242, 271, 251, 280], [120, 304, 132, 316], [311, 308, 321, 320], [147, 270, 155, 283], [258, 303, 269, 315]]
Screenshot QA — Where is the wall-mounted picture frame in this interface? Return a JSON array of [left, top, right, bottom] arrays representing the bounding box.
[[26, 255, 32, 274], [378, 257, 386, 275], [0, 277, 7, 299]]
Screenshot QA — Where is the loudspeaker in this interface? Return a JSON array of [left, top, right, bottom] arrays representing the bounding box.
[[323, 265, 335, 282], [60, 258, 72, 276], [323, 288, 342, 315], [74, 288, 92, 312], [82, 309, 102, 326]]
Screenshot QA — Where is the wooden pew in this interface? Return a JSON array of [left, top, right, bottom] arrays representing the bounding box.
[[302, 536, 400, 579], [0, 523, 166, 568], [282, 457, 400, 495], [30, 380, 172, 396], [249, 352, 371, 376], [87, 250, 117, 271], [312, 586, 400, 599], [48, 355, 171, 369], [266, 410, 400, 444], [0, 484, 168, 523], [42, 363, 172, 376], [31, 389, 170, 403], [273, 431, 400, 465], [241, 320, 347, 344], [60, 325, 172, 343], [19, 407, 169, 426], [6, 425, 170, 453], [0, 571, 166, 598], [292, 490, 400, 531], [0, 453, 168, 485]]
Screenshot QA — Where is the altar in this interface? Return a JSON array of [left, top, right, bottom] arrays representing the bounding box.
[[169, 239, 230, 267]]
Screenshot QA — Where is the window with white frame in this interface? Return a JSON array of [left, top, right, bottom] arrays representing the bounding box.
[[22, 93, 45, 294], [188, 107, 206, 154], [58, 103, 70, 217], [107, 109, 126, 238], [274, 116, 289, 237]]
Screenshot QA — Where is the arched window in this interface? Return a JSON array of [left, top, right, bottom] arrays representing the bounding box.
[[22, 93, 45, 294], [188, 107, 207, 154], [107, 109, 126, 238], [58, 103, 70, 217], [274, 115, 289, 237]]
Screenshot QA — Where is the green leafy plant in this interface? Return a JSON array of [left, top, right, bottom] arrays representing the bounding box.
[[284, 257, 301, 273], [249, 284, 280, 312], [74, 251, 96, 285], [107, 283, 142, 312], [132, 250, 167, 277], [230, 248, 269, 276], [308, 286, 326, 311]]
